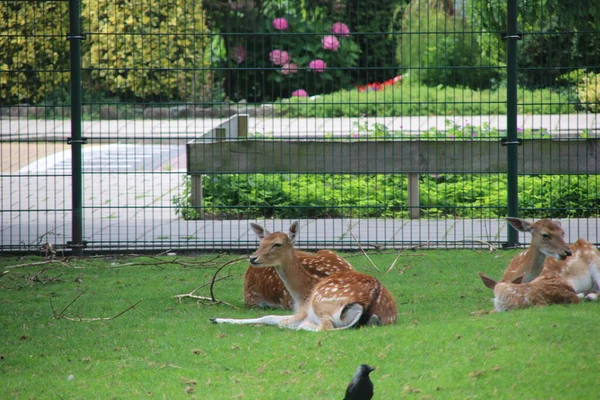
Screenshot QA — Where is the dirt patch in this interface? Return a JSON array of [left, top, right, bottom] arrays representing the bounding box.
[[1, 143, 69, 173]]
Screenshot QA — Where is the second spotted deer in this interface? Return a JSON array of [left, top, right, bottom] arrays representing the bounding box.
[[478, 217, 600, 311]]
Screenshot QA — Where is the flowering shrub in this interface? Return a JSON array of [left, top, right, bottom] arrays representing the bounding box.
[[291, 89, 308, 97], [357, 75, 402, 92], [207, 4, 361, 102], [330, 22, 350, 37], [231, 46, 247, 64], [309, 59, 327, 73], [269, 50, 291, 66], [321, 36, 340, 51], [272, 17, 289, 31]]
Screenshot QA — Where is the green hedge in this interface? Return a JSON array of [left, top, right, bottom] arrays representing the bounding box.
[[173, 173, 600, 220], [0, 1, 71, 104], [0, 0, 212, 104], [397, 0, 500, 90]]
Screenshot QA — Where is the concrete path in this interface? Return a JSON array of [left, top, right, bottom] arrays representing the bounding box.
[[1, 114, 598, 139]]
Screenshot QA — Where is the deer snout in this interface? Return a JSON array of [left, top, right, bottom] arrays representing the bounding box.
[[559, 248, 572, 260], [249, 255, 260, 265]]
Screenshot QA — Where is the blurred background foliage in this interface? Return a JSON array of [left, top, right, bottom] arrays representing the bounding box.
[[0, 0, 598, 106]]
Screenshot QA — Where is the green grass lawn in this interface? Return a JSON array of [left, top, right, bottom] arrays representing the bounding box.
[[1, 250, 598, 399]]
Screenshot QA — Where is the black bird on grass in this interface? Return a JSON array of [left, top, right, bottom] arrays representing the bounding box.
[[344, 364, 375, 400]]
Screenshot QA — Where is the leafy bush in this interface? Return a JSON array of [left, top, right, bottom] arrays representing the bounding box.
[[173, 172, 600, 220], [344, 0, 409, 84], [82, 0, 212, 102], [577, 72, 600, 113], [397, 0, 500, 89], [0, 1, 70, 104], [470, 0, 600, 88], [205, 1, 361, 102]]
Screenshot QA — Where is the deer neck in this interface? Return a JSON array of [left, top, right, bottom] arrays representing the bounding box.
[[274, 250, 320, 305], [519, 245, 548, 282]]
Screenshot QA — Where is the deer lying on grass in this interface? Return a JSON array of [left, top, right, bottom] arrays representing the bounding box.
[[244, 232, 354, 309], [478, 217, 600, 311], [212, 222, 397, 331], [478, 272, 580, 312]]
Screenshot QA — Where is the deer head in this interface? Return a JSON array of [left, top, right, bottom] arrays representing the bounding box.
[[506, 218, 572, 260], [248, 222, 298, 267]]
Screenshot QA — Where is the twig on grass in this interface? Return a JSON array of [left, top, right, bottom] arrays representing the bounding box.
[[5, 259, 66, 270], [174, 256, 247, 309], [471, 239, 498, 252], [106, 254, 227, 269], [50, 288, 143, 322], [29, 267, 63, 285], [385, 252, 403, 275], [349, 231, 381, 273], [384, 242, 430, 275]]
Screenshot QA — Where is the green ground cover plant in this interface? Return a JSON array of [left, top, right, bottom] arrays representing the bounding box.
[[277, 77, 578, 117], [1, 251, 598, 398], [173, 173, 600, 220]]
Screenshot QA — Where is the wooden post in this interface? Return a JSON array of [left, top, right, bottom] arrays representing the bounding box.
[[407, 173, 420, 219], [191, 175, 204, 219], [187, 114, 248, 217]]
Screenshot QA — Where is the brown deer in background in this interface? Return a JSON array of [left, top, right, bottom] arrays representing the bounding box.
[[212, 222, 397, 331], [244, 224, 354, 309], [478, 217, 600, 311]]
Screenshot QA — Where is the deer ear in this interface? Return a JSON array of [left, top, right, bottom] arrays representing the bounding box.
[[506, 217, 533, 233], [250, 223, 270, 239], [478, 272, 498, 289], [288, 221, 299, 244]]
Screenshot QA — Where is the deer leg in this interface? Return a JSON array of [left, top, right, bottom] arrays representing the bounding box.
[[278, 310, 309, 329], [585, 262, 600, 301], [210, 314, 292, 326]]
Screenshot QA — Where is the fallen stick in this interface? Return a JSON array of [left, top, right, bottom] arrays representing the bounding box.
[[349, 232, 381, 273], [174, 256, 247, 309], [50, 289, 142, 322], [384, 252, 403, 276]]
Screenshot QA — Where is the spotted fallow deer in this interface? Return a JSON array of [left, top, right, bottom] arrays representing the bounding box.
[[478, 217, 600, 310], [211, 222, 397, 331], [244, 225, 355, 309]]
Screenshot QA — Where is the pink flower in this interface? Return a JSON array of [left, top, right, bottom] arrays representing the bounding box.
[[330, 22, 350, 37], [292, 89, 308, 97], [281, 63, 298, 75], [321, 35, 340, 51], [273, 18, 289, 31], [269, 49, 290, 66], [309, 59, 327, 73], [230, 45, 246, 64]]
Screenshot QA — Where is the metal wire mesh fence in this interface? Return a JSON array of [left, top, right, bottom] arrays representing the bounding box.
[[1, 0, 599, 253]]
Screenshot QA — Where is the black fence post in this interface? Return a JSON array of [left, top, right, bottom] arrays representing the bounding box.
[[68, 0, 85, 256], [505, 0, 520, 247]]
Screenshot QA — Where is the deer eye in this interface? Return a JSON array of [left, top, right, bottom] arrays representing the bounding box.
[[272, 243, 282, 248], [542, 233, 550, 239]]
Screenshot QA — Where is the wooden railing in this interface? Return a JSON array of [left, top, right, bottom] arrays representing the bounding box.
[[187, 115, 600, 219]]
